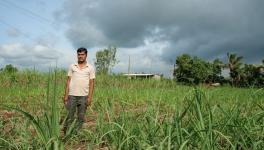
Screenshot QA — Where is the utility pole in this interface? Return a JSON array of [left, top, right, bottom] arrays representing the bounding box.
[[128, 55, 131, 74]]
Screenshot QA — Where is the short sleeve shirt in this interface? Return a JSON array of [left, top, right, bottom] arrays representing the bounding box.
[[67, 63, 95, 96]]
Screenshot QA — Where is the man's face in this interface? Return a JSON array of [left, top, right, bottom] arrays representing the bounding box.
[[77, 51, 87, 63]]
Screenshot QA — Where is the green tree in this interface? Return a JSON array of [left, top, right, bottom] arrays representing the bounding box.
[[240, 64, 257, 86], [191, 57, 212, 84], [94, 46, 118, 75], [3, 64, 18, 73], [207, 59, 225, 84], [174, 54, 213, 84], [227, 53, 243, 86], [212, 59, 223, 76], [173, 54, 193, 83]]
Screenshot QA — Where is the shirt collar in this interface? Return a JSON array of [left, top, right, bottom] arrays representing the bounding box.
[[74, 63, 89, 68]]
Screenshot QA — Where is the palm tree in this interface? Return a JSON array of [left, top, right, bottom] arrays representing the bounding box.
[[213, 59, 224, 75], [227, 53, 243, 86], [209, 59, 225, 83]]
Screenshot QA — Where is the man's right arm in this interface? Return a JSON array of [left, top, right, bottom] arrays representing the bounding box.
[[64, 76, 71, 105]]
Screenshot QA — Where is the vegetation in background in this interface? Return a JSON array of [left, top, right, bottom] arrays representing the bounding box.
[[94, 46, 118, 75], [226, 53, 244, 86], [173, 53, 263, 87], [173, 54, 225, 85], [0, 64, 18, 73]]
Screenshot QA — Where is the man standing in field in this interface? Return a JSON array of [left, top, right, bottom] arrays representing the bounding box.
[[63, 47, 95, 134]]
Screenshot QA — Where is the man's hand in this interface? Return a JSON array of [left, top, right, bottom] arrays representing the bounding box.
[[87, 79, 94, 107], [86, 97, 92, 107], [64, 96, 68, 106]]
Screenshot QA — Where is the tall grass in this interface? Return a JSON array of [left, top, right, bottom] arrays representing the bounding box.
[[1, 69, 70, 149], [0, 71, 264, 149]]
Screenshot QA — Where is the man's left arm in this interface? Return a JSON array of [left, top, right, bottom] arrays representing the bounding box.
[[87, 79, 94, 106]]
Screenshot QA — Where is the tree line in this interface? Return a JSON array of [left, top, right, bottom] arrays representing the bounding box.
[[1, 47, 263, 88], [94, 47, 263, 87], [173, 53, 264, 87], [93, 47, 263, 87]]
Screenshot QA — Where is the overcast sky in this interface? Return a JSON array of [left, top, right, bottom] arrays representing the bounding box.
[[0, 0, 263, 77]]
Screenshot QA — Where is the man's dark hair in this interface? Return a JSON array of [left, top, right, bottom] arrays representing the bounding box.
[[77, 47, 87, 54]]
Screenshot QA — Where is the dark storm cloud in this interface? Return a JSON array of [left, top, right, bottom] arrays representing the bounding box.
[[60, 0, 264, 65]]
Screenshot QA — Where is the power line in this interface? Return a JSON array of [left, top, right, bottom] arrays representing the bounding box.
[[0, 1, 58, 42], [0, 19, 30, 39], [0, 19, 58, 60], [0, 0, 56, 26], [0, 0, 61, 45], [0, 1, 60, 61]]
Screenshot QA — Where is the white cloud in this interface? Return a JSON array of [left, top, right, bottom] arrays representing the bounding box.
[[112, 39, 172, 77], [0, 43, 63, 70], [0, 43, 28, 59]]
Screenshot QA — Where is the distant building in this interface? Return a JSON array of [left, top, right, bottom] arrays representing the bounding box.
[[123, 73, 161, 80]]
